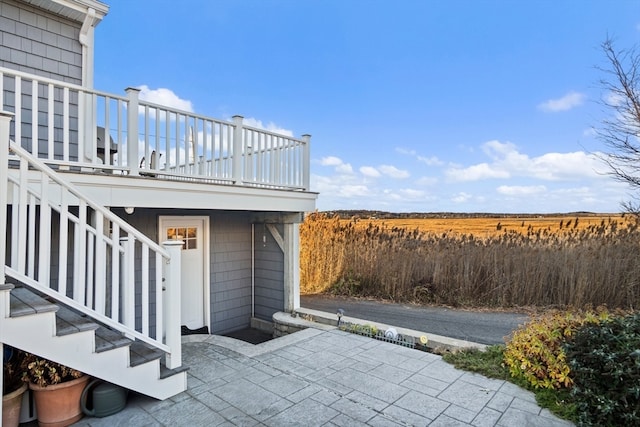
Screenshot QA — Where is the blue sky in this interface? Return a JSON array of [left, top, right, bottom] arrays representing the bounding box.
[[95, 1, 639, 213]]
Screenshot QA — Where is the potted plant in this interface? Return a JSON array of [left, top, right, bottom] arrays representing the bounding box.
[[3, 347, 28, 427], [21, 353, 89, 427]]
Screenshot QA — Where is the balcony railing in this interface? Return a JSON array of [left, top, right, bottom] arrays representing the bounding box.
[[0, 66, 311, 191]]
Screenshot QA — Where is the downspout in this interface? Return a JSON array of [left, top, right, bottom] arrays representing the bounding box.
[[79, 8, 97, 88], [79, 8, 97, 162]]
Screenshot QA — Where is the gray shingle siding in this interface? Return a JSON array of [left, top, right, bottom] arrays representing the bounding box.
[[122, 209, 275, 335], [210, 212, 253, 334], [0, 0, 82, 82], [1, 0, 82, 159], [253, 224, 284, 322]]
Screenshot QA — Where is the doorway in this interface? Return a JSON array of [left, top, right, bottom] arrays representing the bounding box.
[[159, 216, 210, 332]]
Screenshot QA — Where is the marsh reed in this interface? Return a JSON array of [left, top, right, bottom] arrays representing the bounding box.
[[300, 213, 640, 309]]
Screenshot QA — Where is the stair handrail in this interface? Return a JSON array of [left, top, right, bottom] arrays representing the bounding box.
[[1, 112, 182, 367], [8, 141, 170, 257]]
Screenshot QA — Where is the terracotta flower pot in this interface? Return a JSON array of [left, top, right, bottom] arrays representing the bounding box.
[[29, 375, 90, 427], [2, 383, 28, 427]]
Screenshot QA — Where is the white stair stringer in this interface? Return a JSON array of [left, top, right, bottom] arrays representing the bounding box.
[[0, 286, 188, 400]]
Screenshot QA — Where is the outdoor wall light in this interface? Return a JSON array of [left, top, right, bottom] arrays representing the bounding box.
[[124, 207, 135, 214]]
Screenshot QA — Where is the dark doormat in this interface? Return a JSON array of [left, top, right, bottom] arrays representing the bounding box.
[[222, 328, 273, 345], [182, 325, 209, 336]]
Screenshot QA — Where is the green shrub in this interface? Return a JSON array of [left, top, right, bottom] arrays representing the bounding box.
[[503, 309, 611, 389], [564, 312, 640, 427]]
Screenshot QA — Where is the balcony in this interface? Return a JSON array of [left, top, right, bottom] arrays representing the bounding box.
[[0, 66, 311, 192]]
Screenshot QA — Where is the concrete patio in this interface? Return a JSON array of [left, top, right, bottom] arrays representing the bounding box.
[[72, 326, 573, 426]]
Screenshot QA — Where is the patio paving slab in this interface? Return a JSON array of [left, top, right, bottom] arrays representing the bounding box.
[[74, 328, 574, 426]]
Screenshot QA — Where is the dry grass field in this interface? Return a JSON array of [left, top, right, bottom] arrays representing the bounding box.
[[347, 215, 623, 237], [300, 212, 639, 309]]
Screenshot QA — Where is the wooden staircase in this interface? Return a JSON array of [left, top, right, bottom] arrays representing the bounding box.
[[0, 284, 188, 400], [1, 112, 187, 402]]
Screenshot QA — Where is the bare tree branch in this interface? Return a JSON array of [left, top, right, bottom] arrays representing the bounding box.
[[595, 38, 640, 214]]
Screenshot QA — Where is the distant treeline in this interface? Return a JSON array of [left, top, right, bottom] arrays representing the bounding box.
[[322, 210, 610, 220]]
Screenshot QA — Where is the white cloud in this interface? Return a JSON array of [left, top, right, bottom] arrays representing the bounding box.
[[399, 188, 426, 198], [319, 156, 353, 174], [360, 166, 381, 177], [605, 92, 624, 107], [312, 139, 626, 212], [497, 185, 547, 196], [379, 165, 410, 179], [446, 140, 602, 183], [320, 156, 343, 166], [312, 175, 371, 198], [528, 151, 601, 180], [243, 117, 294, 137], [396, 148, 415, 156], [538, 91, 586, 112], [483, 140, 519, 159], [137, 85, 194, 112], [451, 192, 472, 203], [338, 184, 370, 197], [418, 155, 444, 166], [416, 176, 438, 186], [337, 163, 354, 174], [396, 147, 444, 166], [446, 163, 510, 181]]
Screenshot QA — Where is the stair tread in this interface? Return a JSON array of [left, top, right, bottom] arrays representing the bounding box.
[[160, 363, 190, 379], [55, 305, 100, 336], [6, 286, 188, 394], [94, 326, 132, 352], [129, 341, 163, 367], [10, 287, 58, 317]]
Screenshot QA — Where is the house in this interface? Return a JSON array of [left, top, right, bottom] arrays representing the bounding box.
[[0, 0, 316, 407]]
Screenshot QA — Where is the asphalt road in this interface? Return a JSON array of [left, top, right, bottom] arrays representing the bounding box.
[[301, 294, 530, 345]]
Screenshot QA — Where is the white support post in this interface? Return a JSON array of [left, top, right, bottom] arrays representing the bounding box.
[[0, 340, 3, 427], [0, 112, 11, 427], [120, 236, 135, 328], [232, 115, 244, 185], [301, 134, 311, 190], [126, 87, 141, 176], [0, 112, 13, 288], [283, 222, 301, 312], [162, 240, 182, 369]]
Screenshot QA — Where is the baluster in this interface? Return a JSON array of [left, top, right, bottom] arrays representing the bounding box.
[[141, 243, 149, 335], [0, 112, 13, 286], [94, 211, 106, 314], [111, 223, 120, 320], [121, 235, 136, 328], [47, 84, 54, 160]]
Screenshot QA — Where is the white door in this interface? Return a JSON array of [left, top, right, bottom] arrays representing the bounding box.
[[159, 216, 209, 331]]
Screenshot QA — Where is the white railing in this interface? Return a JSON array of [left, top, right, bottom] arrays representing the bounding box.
[[0, 112, 183, 369], [0, 66, 311, 190]]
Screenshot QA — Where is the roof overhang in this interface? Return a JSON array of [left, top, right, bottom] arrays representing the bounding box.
[[20, 0, 109, 24]]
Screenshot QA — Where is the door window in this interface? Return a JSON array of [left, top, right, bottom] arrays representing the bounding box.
[[166, 227, 197, 250]]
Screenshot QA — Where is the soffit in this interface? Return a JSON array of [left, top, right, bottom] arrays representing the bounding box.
[[19, 0, 109, 23]]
